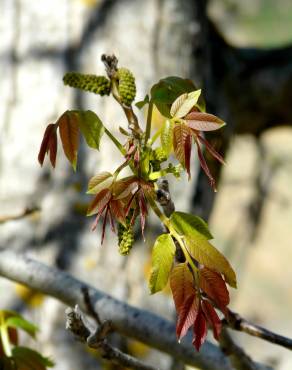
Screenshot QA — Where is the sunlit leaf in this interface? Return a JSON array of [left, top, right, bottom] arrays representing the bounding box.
[[6, 317, 38, 339], [58, 111, 79, 170], [170, 211, 213, 241], [150, 77, 197, 117], [160, 119, 174, 156], [73, 110, 104, 150], [170, 90, 201, 118], [149, 234, 176, 294], [192, 308, 207, 351], [185, 237, 237, 288], [87, 188, 111, 216], [170, 263, 194, 312], [200, 267, 229, 311], [176, 294, 198, 340], [201, 300, 221, 340], [87, 172, 113, 194], [38, 124, 58, 168], [173, 124, 192, 178], [186, 112, 225, 131]]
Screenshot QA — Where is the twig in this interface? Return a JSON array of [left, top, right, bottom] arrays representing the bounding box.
[[0, 206, 40, 224], [156, 179, 175, 217], [226, 310, 292, 351], [65, 305, 159, 370], [219, 327, 269, 370], [101, 54, 143, 137]]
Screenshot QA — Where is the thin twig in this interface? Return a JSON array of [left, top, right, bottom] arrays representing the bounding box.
[[0, 206, 40, 224], [65, 305, 159, 370], [226, 310, 292, 351], [219, 327, 268, 370], [101, 54, 143, 137]]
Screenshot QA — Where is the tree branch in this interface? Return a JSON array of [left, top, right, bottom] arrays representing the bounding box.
[[226, 310, 292, 351], [65, 305, 158, 370], [0, 249, 233, 370]]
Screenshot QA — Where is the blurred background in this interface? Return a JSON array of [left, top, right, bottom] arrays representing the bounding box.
[[0, 0, 292, 369]]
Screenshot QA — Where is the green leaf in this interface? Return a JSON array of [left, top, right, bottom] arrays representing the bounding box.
[[87, 172, 113, 194], [73, 110, 104, 150], [135, 94, 149, 109], [160, 119, 174, 156], [170, 211, 213, 241], [6, 317, 38, 339], [150, 77, 197, 117], [185, 237, 237, 288], [170, 90, 201, 118], [12, 347, 54, 369], [149, 234, 176, 294]]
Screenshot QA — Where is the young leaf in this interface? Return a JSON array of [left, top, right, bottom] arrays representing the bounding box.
[[12, 346, 54, 369], [176, 294, 198, 340], [173, 124, 192, 178], [201, 300, 222, 340], [170, 263, 195, 313], [38, 123, 58, 168], [185, 237, 237, 288], [58, 111, 79, 170], [135, 94, 149, 109], [200, 267, 230, 311], [87, 188, 112, 216], [87, 172, 113, 194], [170, 211, 213, 241], [6, 316, 38, 339], [160, 119, 174, 156], [149, 234, 176, 294], [170, 90, 201, 118], [186, 112, 225, 132], [73, 110, 104, 150], [150, 77, 197, 117], [192, 308, 207, 351]]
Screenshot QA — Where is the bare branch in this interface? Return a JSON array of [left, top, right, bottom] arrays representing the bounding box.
[[226, 310, 292, 351], [66, 305, 158, 370], [219, 327, 268, 370], [0, 249, 234, 370]]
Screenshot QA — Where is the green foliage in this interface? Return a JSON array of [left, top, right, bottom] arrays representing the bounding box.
[[0, 310, 53, 369], [149, 234, 176, 294], [38, 55, 237, 351]]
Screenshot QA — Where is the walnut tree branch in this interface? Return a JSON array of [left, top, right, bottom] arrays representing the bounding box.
[[226, 310, 292, 351], [65, 305, 158, 370], [0, 249, 233, 370], [0, 206, 40, 224]]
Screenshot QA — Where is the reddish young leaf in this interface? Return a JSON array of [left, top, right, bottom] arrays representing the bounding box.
[[197, 134, 226, 165], [200, 267, 230, 312], [48, 130, 57, 167], [201, 300, 222, 340], [38, 123, 57, 167], [176, 293, 198, 340], [170, 263, 194, 313], [109, 199, 126, 224], [58, 111, 79, 170], [192, 307, 207, 351], [185, 112, 225, 131], [194, 137, 216, 191], [87, 189, 112, 216], [173, 124, 193, 178]]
